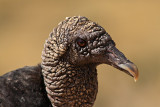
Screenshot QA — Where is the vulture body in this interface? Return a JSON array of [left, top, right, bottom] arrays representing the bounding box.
[[0, 65, 52, 107], [0, 16, 138, 107]]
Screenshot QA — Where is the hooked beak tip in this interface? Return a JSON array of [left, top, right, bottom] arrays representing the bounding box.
[[118, 62, 139, 82]]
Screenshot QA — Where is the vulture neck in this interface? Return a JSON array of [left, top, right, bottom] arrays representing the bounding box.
[[41, 61, 98, 107]]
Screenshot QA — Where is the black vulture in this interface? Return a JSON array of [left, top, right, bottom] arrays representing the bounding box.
[[0, 16, 138, 107]]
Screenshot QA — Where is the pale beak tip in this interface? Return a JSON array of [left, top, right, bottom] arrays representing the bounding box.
[[118, 62, 139, 82], [134, 76, 138, 82], [133, 71, 139, 82]]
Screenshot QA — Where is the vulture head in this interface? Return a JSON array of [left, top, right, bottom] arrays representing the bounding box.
[[41, 16, 138, 107]]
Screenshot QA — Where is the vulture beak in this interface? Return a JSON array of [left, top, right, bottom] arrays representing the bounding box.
[[107, 46, 139, 82]]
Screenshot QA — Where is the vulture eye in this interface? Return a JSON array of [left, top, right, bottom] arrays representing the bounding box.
[[77, 38, 87, 47]]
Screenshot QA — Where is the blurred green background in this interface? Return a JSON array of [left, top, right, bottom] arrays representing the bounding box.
[[0, 0, 160, 107]]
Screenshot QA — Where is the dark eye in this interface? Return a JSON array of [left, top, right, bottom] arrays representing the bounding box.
[[77, 38, 87, 47]]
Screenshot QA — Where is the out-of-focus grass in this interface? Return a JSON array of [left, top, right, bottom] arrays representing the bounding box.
[[0, 0, 160, 107]]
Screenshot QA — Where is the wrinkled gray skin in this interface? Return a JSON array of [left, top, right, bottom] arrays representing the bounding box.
[[41, 16, 124, 107], [0, 16, 137, 107]]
